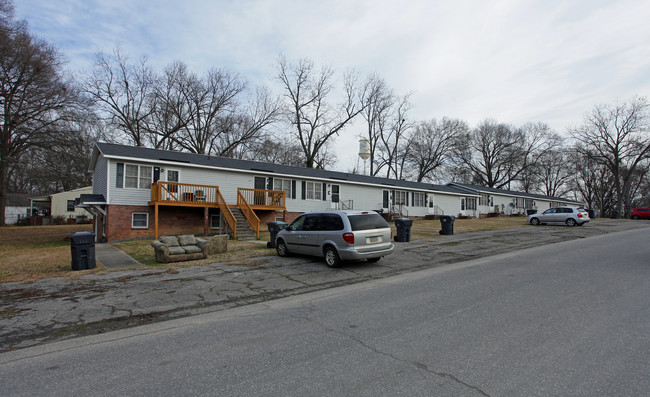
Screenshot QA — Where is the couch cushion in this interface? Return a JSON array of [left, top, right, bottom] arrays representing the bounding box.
[[178, 235, 197, 246], [160, 236, 180, 247], [183, 245, 202, 254], [167, 246, 186, 255]]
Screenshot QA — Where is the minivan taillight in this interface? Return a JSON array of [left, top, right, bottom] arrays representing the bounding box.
[[342, 232, 354, 244]]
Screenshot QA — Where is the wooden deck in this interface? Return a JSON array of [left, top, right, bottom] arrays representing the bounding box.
[[148, 182, 286, 239]]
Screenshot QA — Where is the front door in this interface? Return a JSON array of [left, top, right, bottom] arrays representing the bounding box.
[[427, 193, 436, 215], [382, 190, 390, 210], [254, 177, 266, 206], [330, 184, 340, 209]]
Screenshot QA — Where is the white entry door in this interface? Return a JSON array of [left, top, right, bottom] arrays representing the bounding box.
[[427, 193, 436, 215]]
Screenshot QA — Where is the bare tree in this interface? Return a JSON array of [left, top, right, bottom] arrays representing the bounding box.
[[216, 86, 281, 158], [514, 122, 563, 192], [359, 73, 395, 175], [454, 120, 521, 188], [376, 95, 412, 179], [146, 60, 190, 150], [0, 6, 81, 224], [568, 152, 616, 216], [173, 67, 248, 155], [571, 96, 650, 217], [83, 49, 156, 146], [406, 118, 468, 182], [277, 56, 366, 168], [243, 136, 304, 167], [537, 148, 572, 198]]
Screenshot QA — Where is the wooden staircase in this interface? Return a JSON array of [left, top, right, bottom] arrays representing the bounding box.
[[230, 208, 257, 241]]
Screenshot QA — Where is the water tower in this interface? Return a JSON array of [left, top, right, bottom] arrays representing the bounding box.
[[359, 139, 370, 175]]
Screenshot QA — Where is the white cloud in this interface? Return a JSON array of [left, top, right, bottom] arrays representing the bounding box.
[[15, 0, 650, 171]]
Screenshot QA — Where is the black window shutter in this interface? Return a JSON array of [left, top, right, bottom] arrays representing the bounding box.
[[322, 183, 326, 201], [406, 192, 410, 206], [291, 180, 296, 199], [391, 190, 395, 206], [116, 163, 124, 188], [267, 177, 273, 190], [301, 181, 306, 200]]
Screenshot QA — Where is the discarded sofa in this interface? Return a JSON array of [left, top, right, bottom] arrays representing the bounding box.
[[151, 235, 212, 263]]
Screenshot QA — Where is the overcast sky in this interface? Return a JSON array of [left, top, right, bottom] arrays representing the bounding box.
[[15, 0, 650, 172]]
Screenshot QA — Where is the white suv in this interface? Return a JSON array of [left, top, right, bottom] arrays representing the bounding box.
[[528, 207, 590, 227], [275, 210, 395, 267]]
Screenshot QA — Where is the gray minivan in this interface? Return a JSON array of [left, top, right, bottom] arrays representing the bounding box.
[[275, 210, 395, 267]]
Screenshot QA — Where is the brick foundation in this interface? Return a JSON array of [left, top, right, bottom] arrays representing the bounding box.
[[105, 205, 223, 241]]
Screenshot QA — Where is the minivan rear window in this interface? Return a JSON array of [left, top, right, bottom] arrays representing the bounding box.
[[348, 213, 389, 231]]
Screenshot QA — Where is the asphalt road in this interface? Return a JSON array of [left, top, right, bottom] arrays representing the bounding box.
[[1, 227, 648, 396]]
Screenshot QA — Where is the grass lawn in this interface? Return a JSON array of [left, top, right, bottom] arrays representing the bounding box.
[[0, 217, 530, 283]]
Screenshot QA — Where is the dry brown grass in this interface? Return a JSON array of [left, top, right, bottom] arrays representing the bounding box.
[[0, 224, 102, 283], [0, 217, 531, 283]]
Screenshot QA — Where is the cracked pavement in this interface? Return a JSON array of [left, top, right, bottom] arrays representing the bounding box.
[[2, 219, 648, 353]]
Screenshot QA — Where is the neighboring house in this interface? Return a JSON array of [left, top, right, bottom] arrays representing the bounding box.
[[50, 186, 92, 220], [447, 183, 582, 217], [81, 142, 582, 242], [4, 193, 31, 224]]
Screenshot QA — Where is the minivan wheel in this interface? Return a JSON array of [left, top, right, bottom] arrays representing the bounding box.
[[632, 215, 639, 220], [324, 246, 341, 268], [530, 217, 540, 226], [276, 240, 290, 257], [566, 218, 577, 227]]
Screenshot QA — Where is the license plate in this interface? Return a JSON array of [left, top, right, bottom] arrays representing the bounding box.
[[366, 236, 381, 244]]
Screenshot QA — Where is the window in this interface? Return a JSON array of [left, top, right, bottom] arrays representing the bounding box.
[[462, 197, 477, 211], [210, 213, 221, 229], [395, 191, 407, 205], [123, 164, 152, 189], [306, 181, 322, 200], [349, 213, 390, 231], [319, 214, 344, 231], [167, 169, 179, 183], [132, 213, 149, 228], [413, 192, 425, 207], [273, 178, 292, 197], [479, 193, 492, 206], [67, 200, 75, 212]]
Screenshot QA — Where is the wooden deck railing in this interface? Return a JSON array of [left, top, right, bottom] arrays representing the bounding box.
[[151, 181, 238, 238], [237, 190, 260, 238], [151, 181, 221, 205], [216, 188, 237, 239], [237, 188, 286, 209]]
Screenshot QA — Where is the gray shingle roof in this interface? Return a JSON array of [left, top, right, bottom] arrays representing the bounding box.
[[93, 142, 471, 195], [447, 182, 581, 204]]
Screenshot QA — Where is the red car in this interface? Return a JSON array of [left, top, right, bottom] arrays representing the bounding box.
[[630, 208, 650, 220]]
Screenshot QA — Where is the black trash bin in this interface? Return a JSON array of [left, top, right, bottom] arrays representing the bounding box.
[[439, 215, 455, 235], [394, 218, 413, 242], [586, 209, 596, 219], [610, 210, 619, 219], [69, 232, 96, 270], [266, 221, 288, 248]]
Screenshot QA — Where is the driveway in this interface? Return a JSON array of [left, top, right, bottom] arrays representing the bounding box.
[[1, 219, 648, 352]]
